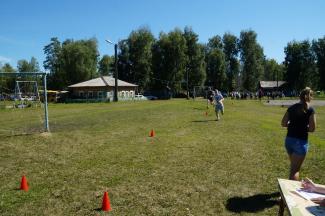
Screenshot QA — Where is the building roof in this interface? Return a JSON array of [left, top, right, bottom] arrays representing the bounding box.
[[68, 76, 138, 88], [260, 81, 286, 88]]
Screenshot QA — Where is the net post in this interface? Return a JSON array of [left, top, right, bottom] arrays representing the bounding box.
[[43, 74, 50, 132]]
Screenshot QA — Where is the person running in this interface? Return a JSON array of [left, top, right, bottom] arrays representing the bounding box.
[[281, 87, 316, 181], [302, 178, 325, 206], [214, 89, 224, 121], [207, 88, 214, 106]]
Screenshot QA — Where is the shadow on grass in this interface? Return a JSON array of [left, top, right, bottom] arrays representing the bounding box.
[[193, 107, 208, 110], [191, 120, 217, 123], [0, 132, 37, 138], [226, 192, 279, 213]]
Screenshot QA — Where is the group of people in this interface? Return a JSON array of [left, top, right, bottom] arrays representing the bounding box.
[[207, 89, 224, 121], [281, 87, 324, 206]]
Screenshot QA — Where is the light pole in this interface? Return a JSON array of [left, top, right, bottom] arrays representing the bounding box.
[[186, 68, 189, 99], [105, 39, 118, 102]]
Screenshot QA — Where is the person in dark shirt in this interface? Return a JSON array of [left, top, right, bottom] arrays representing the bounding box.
[[207, 88, 214, 106], [281, 87, 316, 181]]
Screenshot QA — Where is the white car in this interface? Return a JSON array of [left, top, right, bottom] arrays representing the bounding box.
[[134, 94, 148, 100]]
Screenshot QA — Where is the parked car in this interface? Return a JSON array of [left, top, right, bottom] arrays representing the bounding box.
[[144, 94, 158, 100], [134, 94, 148, 100]]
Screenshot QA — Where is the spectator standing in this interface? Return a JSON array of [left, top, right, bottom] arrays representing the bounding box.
[[214, 89, 224, 121]]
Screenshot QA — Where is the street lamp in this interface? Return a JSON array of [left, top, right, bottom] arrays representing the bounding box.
[[105, 39, 118, 102], [186, 68, 189, 99]]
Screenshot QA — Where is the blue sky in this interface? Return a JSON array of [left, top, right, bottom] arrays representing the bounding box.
[[1, 0, 324, 70]]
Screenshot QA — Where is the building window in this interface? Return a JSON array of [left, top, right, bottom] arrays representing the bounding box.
[[79, 91, 84, 98], [88, 91, 93, 98], [98, 91, 103, 98]]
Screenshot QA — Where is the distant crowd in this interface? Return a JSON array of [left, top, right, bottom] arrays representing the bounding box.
[[223, 90, 301, 100]]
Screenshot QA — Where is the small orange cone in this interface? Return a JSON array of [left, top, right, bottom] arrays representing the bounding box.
[[102, 191, 112, 211], [149, 129, 155, 137], [20, 175, 29, 191]]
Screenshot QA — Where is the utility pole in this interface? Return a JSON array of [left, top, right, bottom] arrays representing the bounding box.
[[114, 43, 118, 102], [105, 39, 118, 102], [186, 68, 189, 99]]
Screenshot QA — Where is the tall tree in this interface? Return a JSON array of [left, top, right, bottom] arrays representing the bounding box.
[[263, 59, 285, 81], [0, 63, 16, 91], [239, 30, 265, 91], [152, 29, 187, 94], [43, 37, 63, 89], [284, 40, 317, 90], [183, 27, 206, 96], [117, 39, 131, 82], [312, 36, 325, 90], [60, 38, 99, 86], [98, 55, 113, 76], [17, 57, 39, 72], [127, 27, 155, 91], [205, 35, 227, 90], [222, 33, 240, 91], [1, 63, 15, 73]]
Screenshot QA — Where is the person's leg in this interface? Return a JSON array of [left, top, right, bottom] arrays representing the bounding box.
[[289, 153, 305, 181], [215, 109, 220, 120]]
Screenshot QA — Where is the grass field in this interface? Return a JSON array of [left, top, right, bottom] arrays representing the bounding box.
[[0, 99, 324, 215]]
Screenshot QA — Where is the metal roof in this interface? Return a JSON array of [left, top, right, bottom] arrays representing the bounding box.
[[68, 76, 138, 88]]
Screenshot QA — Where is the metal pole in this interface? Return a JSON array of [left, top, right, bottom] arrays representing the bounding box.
[[43, 74, 50, 132], [206, 90, 208, 109], [114, 44, 118, 102], [276, 70, 279, 96], [186, 69, 189, 99]]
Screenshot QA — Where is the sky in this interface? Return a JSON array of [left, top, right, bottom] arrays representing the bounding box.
[[1, 0, 324, 70]]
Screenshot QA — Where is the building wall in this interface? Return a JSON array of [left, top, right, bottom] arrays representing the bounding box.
[[69, 86, 137, 101]]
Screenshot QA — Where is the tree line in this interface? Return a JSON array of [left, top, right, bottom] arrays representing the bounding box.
[[1, 27, 325, 94]]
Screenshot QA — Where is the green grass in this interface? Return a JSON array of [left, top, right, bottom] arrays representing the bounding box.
[[0, 99, 324, 215]]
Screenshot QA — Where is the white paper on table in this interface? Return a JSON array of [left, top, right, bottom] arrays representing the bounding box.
[[295, 189, 325, 200]]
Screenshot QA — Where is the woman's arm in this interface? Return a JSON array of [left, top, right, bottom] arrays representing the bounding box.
[[308, 113, 316, 132], [281, 111, 289, 127]]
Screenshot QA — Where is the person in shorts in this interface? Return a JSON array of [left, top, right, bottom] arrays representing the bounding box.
[[281, 87, 316, 180], [214, 90, 224, 121]]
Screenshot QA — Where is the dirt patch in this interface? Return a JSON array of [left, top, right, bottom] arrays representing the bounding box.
[[39, 132, 52, 137]]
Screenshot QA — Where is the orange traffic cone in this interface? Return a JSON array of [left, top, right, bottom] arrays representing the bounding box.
[[20, 175, 29, 191], [102, 191, 112, 211], [149, 129, 155, 137]]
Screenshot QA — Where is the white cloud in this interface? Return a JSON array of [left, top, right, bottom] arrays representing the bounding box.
[[0, 56, 12, 64]]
